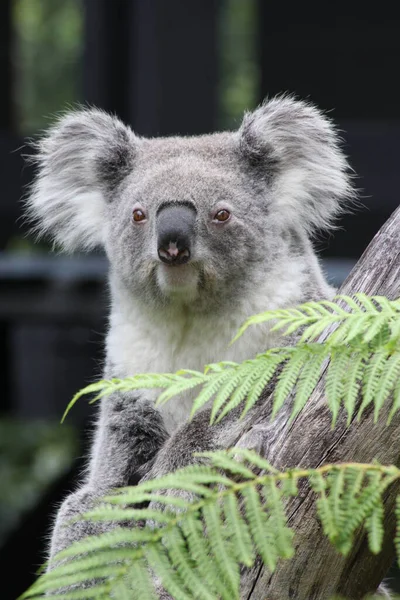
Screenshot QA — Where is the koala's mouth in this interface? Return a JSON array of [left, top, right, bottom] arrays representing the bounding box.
[[156, 262, 200, 296]]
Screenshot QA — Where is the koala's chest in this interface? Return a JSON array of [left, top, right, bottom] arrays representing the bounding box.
[[107, 310, 277, 433]]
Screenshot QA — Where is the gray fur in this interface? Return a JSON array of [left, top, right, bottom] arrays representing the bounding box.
[[27, 96, 365, 591]]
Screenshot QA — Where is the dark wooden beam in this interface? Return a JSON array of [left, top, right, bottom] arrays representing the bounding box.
[[129, 0, 219, 136], [0, 0, 12, 131]]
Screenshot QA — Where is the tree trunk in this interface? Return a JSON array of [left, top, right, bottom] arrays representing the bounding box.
[[155, 206, 400, 600], [240, 205, 400, 599]]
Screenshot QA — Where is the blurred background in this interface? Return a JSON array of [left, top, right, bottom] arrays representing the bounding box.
[[1, 2, 399, 597]]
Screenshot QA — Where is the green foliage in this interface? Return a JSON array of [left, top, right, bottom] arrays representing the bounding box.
[[21, 451, 400, 599], [63, 294, 400, 427], [218, 0, 259, 129], [0, 419, 77, 545], [22, 293, 400, 598], [13, 0, 83, 133]]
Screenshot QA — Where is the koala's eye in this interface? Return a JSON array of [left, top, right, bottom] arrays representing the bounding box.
[[132, 208, 147, 223], [213, 209, 231, 223]]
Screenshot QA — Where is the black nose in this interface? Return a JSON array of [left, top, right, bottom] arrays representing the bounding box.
[[157, 204, 196, 265]]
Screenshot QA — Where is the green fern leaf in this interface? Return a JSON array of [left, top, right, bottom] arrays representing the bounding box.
[[214, 359, 265, 423], [289, 347, 326, 422], [164, 528, 215, 600], [362, 315, 389, 344], [113, 581, 135, 600], [122, 561, 157, 600], [199, 451, 256, 480], [263, 480, 294, 558], [53, 529, 151, 563], [298, 318, 336, 343], [24, 586, 112, 600], [146, 544, 192, 600], [353, 293, 380, 313], [209, 369, 249, 424], [373, 352, 400, 422], [358, 349, 390, 420], [388, 374, 400, 424], [365, 500, 384, 554], [341, 468, 365, 518], [203, 502, 240, 597], [107, 468, 232, 497], [339, 471, 386, 541], [311, 472, 339, 542], [325, 348, 350, 426], [180, 515, 231, 600], [39, 549, 135, 580], [225, 448, 278, 474], [272, 349, 309, 419], [81, 507, 175, 524], [342, 350, 367, 425], [240, 352, 288, 420], [281, 473, 298, 496], [223, 492, 255, 566], [190, 368, 237, 417], [25, 565, 124, 596], [242, 485, 277, 572], [157, 374, 206, 406], [328, 468, 345, 531], [103, 491, 191, 509]]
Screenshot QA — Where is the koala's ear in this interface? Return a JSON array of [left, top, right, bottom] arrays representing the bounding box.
[[238, 95, 354, 234], [26, 109, 137, 252]]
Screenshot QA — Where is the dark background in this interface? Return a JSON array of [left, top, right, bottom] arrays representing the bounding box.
[[1, 2, 399, 598]]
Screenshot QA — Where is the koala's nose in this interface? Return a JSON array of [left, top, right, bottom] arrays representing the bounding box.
[[157, 204, 196, 265]]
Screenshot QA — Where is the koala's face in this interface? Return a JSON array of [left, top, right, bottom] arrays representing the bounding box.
[[27, 96, 352, 312], [105, 137, 272, 309]]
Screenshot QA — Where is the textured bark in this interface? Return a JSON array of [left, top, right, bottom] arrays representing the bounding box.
[[239, 205, 400, 599], [157, 206, 400, 600]]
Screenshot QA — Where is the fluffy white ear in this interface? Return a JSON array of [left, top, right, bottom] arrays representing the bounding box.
[[238, 95, 355, 234], [26, 109, 137, 252]]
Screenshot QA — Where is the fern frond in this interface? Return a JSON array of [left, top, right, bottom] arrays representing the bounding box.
[[272, 348, 308, 418], [262, 480, 294, 558], [39, 549, 135, 580], [163, 528, 215, 600], [358, 348, 390, 420], [145, 544, 192, 600], [373, 352, 400, 422], [63, 294, 400, 432], [213, 359, 265, 422], [342, 348, 368, 426], [233, 294, 400, 346], [234, 352, 287, 421], [180, 515, 230, 600], [22, 586, 111, 600], [189, 367, 236, 417], [242, 484, 278, 572], [365, 501, 384, 554], [24, 565, 124, 596], [203, 502, 240, 596], [120, 562, 156, 600], [223, 492, 255, 566], [24, 454, 400, 600], [388, 374, 400, 424], [325, 348, 350, 426], [289, 346, 327, 422]]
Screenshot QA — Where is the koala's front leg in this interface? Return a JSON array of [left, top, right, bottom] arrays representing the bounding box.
[[48, 391, 169, 561]]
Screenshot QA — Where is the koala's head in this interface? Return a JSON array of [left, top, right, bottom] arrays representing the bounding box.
[[26, 96, 353, 312]]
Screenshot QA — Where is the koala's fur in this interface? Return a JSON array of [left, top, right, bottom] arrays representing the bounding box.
[[28, 95, 388, 594]]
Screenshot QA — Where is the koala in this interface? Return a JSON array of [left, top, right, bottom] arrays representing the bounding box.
[[27, 96, 355, 571]]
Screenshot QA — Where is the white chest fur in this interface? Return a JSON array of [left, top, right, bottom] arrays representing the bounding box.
[[107, 259, 317, 433]]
